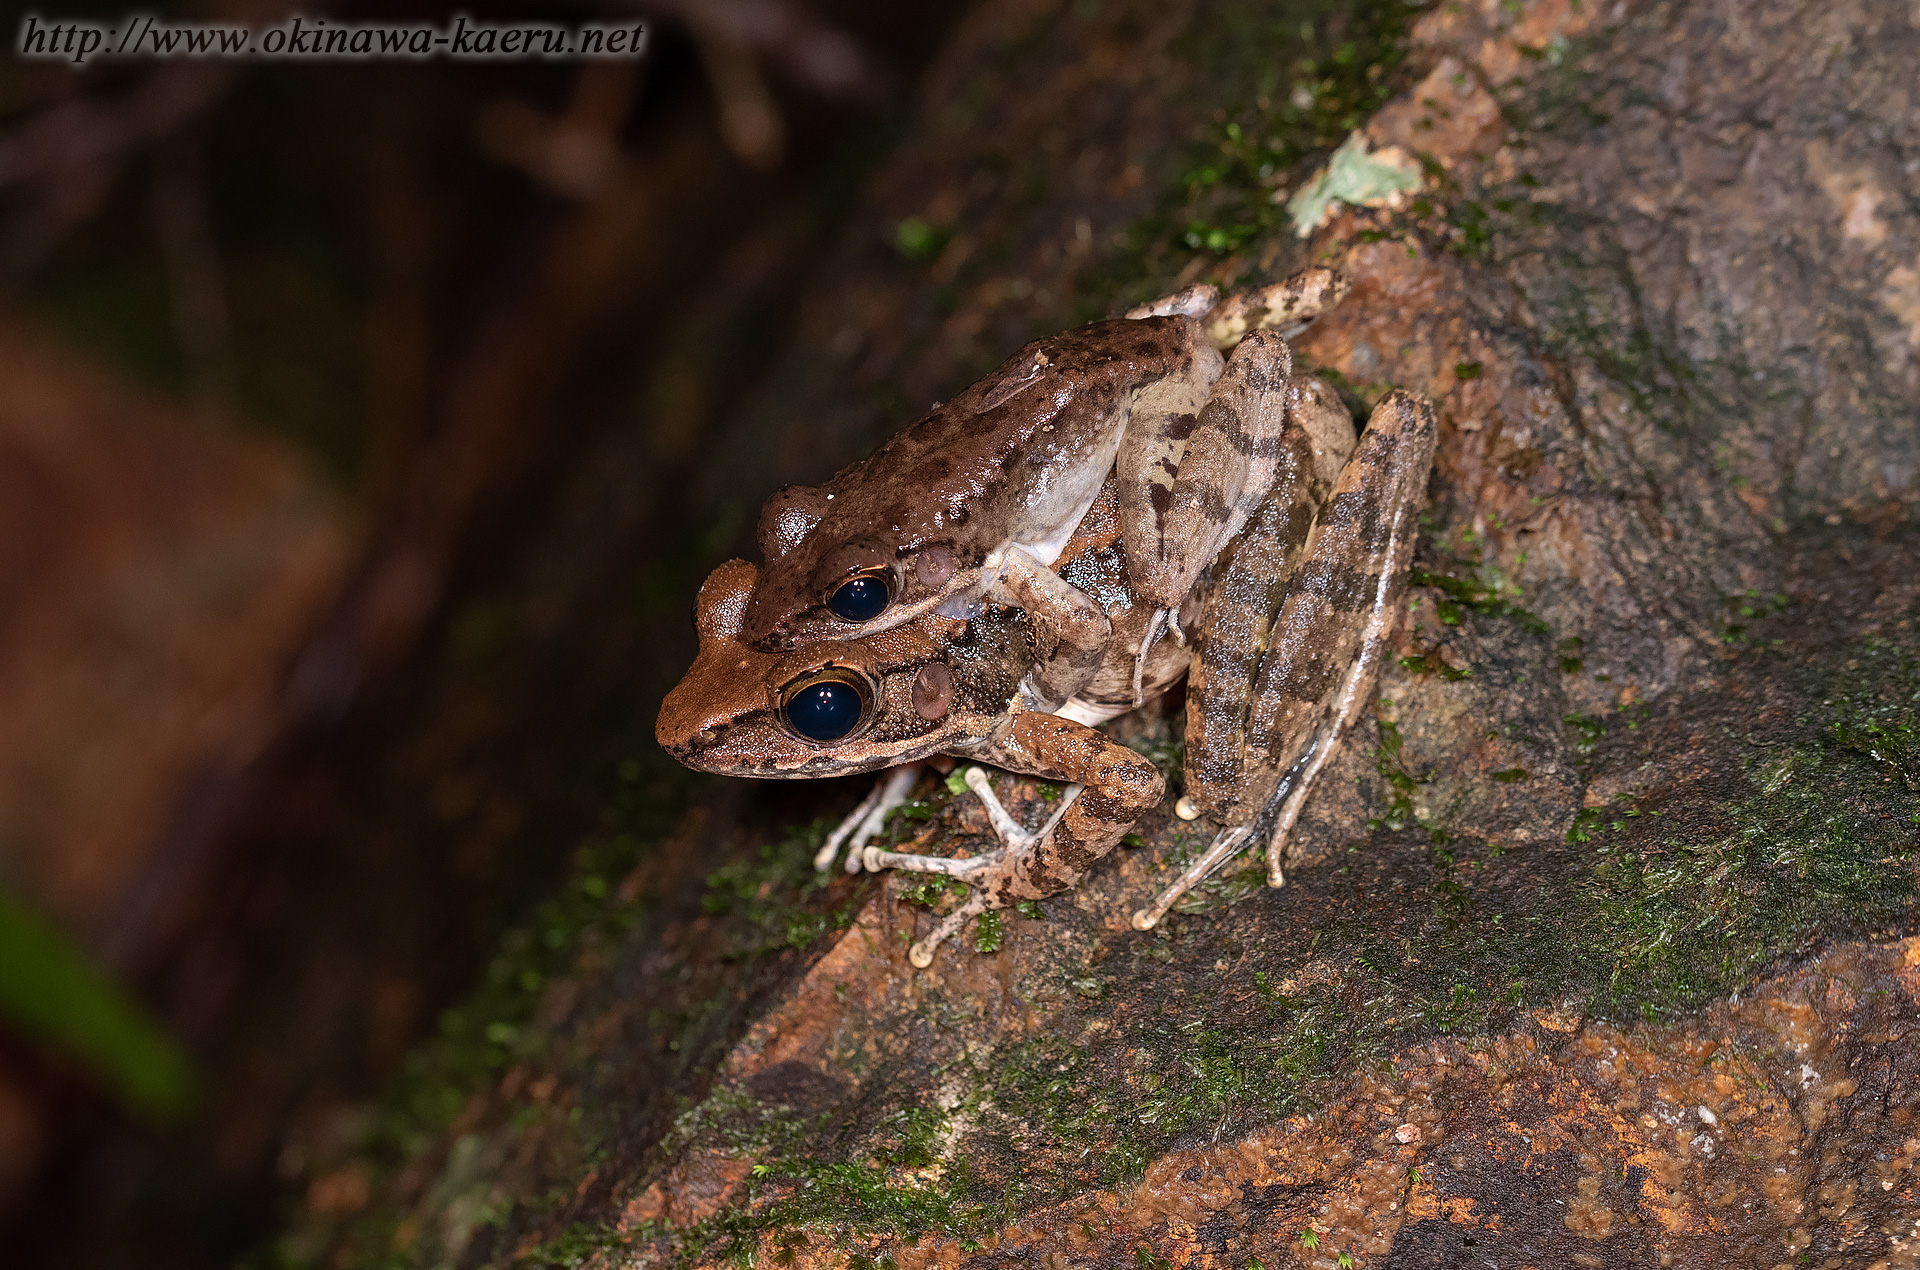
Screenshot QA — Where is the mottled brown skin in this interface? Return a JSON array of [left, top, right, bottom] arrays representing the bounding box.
[[660, 386, 1438, 963], [657, 552, 1166, 968], [743, 315, 1212, 648], [741, 269, 1351, 654], [1185, 391, 1437, 827]]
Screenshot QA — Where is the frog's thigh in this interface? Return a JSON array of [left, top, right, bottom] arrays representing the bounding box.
[[1180, 468, 1320, 821], [973, 712, 1164, 903], [1243, 390, 1438, 790], [1112, 362, 1213, 569], [986, 549, 1110, 708], [1289, 375, 1359, 487], [1122, 330, 1293, 610]]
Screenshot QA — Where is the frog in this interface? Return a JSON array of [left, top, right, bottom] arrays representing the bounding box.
[[740, 268, 1354, 679], [657, 370, 1438, 967]]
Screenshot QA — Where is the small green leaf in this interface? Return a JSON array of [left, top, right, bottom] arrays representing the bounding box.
[[0, 887, 193, 1121]]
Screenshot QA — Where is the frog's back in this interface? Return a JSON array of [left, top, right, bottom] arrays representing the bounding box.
[[742, 315, 1210, 647], [840, 317, 1205, 539]]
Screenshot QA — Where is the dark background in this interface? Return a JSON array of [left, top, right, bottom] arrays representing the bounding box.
[[0, 2, 970, 1263]]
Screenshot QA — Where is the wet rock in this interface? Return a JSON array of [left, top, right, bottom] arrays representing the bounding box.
[[281, 0, 1920, 1266]]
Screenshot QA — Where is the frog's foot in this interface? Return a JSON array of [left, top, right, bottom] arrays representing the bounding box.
[[1125, 283, 1220, 320], [893, 766, 1085, 968], [909, 890, 992, 969], [1129, 824, 1256, 931], [815, 763, 922, 873], [1202, 266, 1350, 348]]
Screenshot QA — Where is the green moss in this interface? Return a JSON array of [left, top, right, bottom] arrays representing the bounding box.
[[567, 1102, 996, 1270], [1564, 712, 1606, 757], [1569, 629, 1920, 1013], [1835, 718, 1920, 791], [1411, 564, 1551, 637], [1368, 717, 1428, 834], [702, 826, 860, 959], [1078, 0, 1424, 314], [1399, 647, 1473, 681], [1581, 742, 1915, 1011], [973, 910, 1006, 954]]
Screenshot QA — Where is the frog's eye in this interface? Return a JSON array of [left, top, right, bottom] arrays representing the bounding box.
[[781, 670, 871, 743], [827, 572, 893, 623]]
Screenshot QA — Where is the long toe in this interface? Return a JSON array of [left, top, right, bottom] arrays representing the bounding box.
[[909, 893, 989, 969]]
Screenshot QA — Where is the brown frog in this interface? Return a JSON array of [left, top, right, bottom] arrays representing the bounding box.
[[658, 374, 1437, 966], [741, 270, 1353, 673]]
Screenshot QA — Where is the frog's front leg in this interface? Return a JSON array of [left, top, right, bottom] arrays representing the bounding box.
[[875, 711, 1164, 967], [984, 547, 1110, 708], [1134, 390, 1437, 928], [814, 763, 924, 872]]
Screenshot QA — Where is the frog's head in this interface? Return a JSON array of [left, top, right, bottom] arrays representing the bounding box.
[[738, 485, 982, 651], [658, 559, 1018, 778]]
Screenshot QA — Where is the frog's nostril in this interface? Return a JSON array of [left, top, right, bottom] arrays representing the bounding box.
[[784, 678, 866, 741], [828, 575, 890, 622]]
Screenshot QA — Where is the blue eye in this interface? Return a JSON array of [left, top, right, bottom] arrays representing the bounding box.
[[828, 574, 891, 622], [783, 676, 867, 741]]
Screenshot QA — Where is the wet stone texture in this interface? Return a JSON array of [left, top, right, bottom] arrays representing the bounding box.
[[283, 0, 1920, 1267]]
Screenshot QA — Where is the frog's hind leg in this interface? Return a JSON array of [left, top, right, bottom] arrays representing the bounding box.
[[815, 763, 922, 872], [1202, 266, 1350, 348], [1245, 389, 1437, 884], [1119, 327, 1295, 691], [1129, 823, 1256, 931], [1134, 392, 1434, 924], [1124, 282, 1221, 319]]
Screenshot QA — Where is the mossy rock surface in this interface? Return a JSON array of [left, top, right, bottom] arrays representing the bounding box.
[[278, 0, 1920, 1265]]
